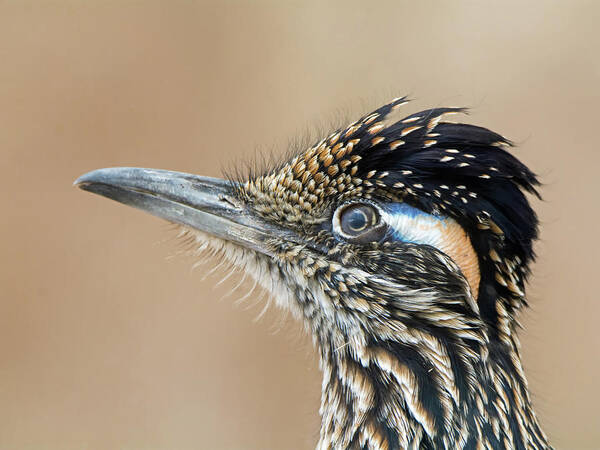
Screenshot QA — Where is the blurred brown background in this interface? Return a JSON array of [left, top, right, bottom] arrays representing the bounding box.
[[1, 1, 598, 449]]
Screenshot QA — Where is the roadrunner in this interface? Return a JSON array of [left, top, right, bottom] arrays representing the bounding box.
[[76, 98, 550, 449]]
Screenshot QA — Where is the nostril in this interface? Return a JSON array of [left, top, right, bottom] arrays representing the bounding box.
[[220, 195, 240, 209]]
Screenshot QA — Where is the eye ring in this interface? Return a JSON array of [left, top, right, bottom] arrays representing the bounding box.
[[332, 202, 388, 243]]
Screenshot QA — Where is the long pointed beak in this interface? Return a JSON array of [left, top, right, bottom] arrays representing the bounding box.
[[74, 167, 283, 256]]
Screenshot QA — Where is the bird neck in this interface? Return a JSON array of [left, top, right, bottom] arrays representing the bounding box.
[[314, 322, 550, 449]]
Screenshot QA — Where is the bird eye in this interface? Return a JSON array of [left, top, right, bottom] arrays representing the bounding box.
[[333, 203, 387, 243], [341, 205, 375, 233]]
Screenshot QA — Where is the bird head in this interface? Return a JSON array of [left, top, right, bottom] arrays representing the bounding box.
[[76, 97, 538, 348], [76, 98, 544, 446]]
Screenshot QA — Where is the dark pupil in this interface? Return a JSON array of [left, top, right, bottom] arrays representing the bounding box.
[[342, 206, 374, 234]]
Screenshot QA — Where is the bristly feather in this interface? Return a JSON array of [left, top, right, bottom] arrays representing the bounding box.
[[223, 106, 355, 185]]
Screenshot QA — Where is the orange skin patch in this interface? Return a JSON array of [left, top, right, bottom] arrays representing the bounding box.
[[434, 221, 480, 300], [383, 205, 481, 300]]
